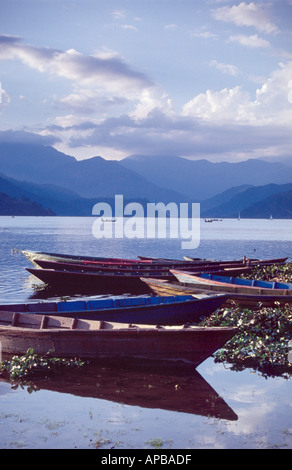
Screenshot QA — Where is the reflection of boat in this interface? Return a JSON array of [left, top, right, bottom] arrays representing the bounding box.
[[0, 293, 227, 326], [0, 311, 237, 367], [140, 277, 292, 308], [0, 360, 238, 421]]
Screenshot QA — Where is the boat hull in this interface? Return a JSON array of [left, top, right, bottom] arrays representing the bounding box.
[[0, 312, 237, 366], [140, 277, 292, 308], [23, 250, 287, 269], [170, 270, 292, 296], [0, 294, 227, 326]]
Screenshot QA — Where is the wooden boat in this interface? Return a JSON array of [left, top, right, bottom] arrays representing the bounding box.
[[140, 277, 292, 308], [31, 258, 255, 277], [0, 293, 227, 326], [22, 250, 229, 270], [183, 256, 288, 265], [170, 270, 292, 293], [22, 250, 152, 268], [25, 260, 257, 295], [22, 250, 287, 269], [0, 311, 238, 366], [26, 266, 168, 291]]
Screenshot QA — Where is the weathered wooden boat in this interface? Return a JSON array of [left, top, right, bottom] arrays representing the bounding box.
[[22, 250, 287, 270], [0, 293, 227, 325], [31, 258, 255, 277], [0, 311, 238, 366], [183, 256, 288, 265], [26, 266, 168, 292], [22, 250, 230, 270], [22, 250, 152, 268], [25, 261, 256, 294], [141, 255, 288, 266], [140, 277, 292, 308], [169, 270, 292, 306]]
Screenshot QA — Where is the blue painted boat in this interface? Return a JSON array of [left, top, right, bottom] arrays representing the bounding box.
[[0, 294, 227, 326]]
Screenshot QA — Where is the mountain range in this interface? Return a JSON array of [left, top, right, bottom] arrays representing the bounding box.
[[0, 142, 291, 218]]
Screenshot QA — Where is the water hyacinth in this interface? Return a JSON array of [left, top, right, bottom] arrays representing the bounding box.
[[202, 303, 292, 378], [0, 348, 85, 381], [200, 262, 292, 378], [242, 262, 292, 283]]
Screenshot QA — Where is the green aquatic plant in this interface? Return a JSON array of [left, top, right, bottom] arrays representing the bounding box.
[[0, 348, 85, 381], [202, 303, 292, 378], [243, 263, 292, 283]]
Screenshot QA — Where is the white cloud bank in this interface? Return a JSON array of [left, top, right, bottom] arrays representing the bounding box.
[[0, 32, 292, 163]]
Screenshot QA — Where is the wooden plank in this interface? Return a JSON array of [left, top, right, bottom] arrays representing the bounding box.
[[0, 311, 14, 325], [11, 313, 19, 326], [40, 315, 47, 329]]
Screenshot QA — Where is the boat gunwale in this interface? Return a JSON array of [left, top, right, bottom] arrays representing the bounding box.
[[170, 269, 292, 291]]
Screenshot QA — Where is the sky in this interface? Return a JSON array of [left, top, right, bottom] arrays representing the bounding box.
[[0, 0, 292, 163]]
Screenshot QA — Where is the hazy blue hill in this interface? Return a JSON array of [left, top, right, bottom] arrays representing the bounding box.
[[0, 143, 187, 203], [0, 143, 74, 182], [0, 192, 55, 216], [122, 154, 292, 200], [200, 185, 251, 213], [201, 183, 292, 218], [0, 173, 95, 215], [1, 143, 292, 217], [241, 190, 292, 218]]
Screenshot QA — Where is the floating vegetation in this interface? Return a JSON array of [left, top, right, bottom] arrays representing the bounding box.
[[243, 262, 292, 283], [202, 303, 292, 378], [201, 262, 292, 378], [0, 348, 85, 382]]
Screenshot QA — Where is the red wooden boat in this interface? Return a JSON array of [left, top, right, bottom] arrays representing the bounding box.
[[0, 310, 238, 366]]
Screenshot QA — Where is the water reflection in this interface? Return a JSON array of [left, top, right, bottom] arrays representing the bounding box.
[[0, 359, 237, 421], [27, 275, 151, 300]]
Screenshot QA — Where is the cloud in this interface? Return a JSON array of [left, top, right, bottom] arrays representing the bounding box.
[[121, 24, 138, 32], [0, 129, 60, 146], [63, 106, 292, 162], [229, 34, 271, 48], [182, 61, 292, 126], [57, 61, 292, 161], [58, 89, 128, 114], [165, 24, 178, 31], [209, 60, 239, 76], [0, 35, 152, 94], [189, 30, 217, 39], [213, 2, 279, 34], [0, 83, 10, 108], [112, 10, 126, 20], [129, 88, 174, 120], [182, 86, 251, 122]]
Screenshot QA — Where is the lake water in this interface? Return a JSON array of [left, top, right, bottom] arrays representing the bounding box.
[[0, 216, 291, 450]]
